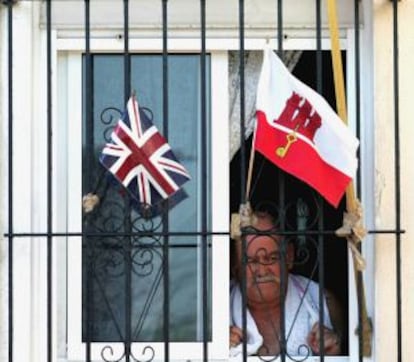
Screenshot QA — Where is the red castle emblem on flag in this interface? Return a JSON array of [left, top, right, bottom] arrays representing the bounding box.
[[273, 92, 322, 157]]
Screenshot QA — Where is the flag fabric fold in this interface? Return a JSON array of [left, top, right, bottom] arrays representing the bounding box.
[[254, 49, 359, 208], [100, 95, 190, 216]]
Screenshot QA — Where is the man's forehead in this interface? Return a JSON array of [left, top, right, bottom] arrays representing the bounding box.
[[246, 236, 281, 254]]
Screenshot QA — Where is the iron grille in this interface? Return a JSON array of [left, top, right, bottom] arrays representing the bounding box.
[[2, 1, 404, 362]]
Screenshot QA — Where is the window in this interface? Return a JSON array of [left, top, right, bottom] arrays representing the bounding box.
[[58, 43, 366, 361], [61, 50, 230, 360], [49, 2, 372, 361], [81, 53, 212, 343]]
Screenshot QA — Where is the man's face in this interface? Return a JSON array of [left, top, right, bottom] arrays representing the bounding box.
[[239, 217, 293, 307]]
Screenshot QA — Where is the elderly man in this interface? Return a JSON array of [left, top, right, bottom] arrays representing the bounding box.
[[230, 211, 342, 357]]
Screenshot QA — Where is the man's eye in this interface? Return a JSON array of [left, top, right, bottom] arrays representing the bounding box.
[[247, 257, 258, 264], [270, 253, 281, 262]]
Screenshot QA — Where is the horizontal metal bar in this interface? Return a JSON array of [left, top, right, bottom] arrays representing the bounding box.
[[1, 0, 19, 6], [3, 229, 405, 238]]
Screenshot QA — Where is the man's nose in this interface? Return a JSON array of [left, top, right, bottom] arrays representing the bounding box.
[[255, 261, 269, 276]]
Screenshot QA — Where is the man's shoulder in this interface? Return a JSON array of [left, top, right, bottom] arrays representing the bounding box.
[[289, 273, 318, 288]]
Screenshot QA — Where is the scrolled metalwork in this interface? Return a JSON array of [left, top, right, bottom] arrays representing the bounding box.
[[98, 344, 157, 362], [256, 349, 279, 362], [100, 106, 123, 142], [253, 342, 312, 362], [101, 345, 125, 362], [284, 343, 312, 362], [293, 239, 312, 268], [130, 345, 156, 362], [130, 246, 156, 277], [131, 212, 163, 238]]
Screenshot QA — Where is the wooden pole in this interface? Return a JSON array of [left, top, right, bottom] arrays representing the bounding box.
[[326, 0, 372, 356]]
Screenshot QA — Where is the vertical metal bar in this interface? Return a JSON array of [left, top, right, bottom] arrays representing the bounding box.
[[277, 0, 283, 57], [238, 1, 246, 201], [46, 1, 53, 361], [315, 0, 323, 91], [161, 1, 170, 361], [123, 1, 132, 361], [279, 228, 287, 362], [354, 0, 362, 193], [6, 2, 13, 361], [315, 0, 326, 359], [124, 0, 131, 100], [237, 1, 248, 360], [200, 1, 209, 361], [354, 2, 364, 360], [276, 1, 287, 360], [392, 0, 402, 361], [84, 1, 93, 361]]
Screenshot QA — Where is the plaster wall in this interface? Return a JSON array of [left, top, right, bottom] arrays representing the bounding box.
[[373, 0, 414, 361]]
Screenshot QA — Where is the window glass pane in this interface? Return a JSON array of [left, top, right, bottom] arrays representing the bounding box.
[[82, 54, 211, 342]]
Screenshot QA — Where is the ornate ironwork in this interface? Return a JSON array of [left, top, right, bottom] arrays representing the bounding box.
[[100, 345, 155, 362], [83, 104, 166, 361]]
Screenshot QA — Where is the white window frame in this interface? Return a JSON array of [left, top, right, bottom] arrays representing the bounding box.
[[55, 34, 373, 362], [59, 46, 230, 361]]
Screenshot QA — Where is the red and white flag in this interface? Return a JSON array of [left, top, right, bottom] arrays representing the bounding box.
[[254, 48, 359, 208]]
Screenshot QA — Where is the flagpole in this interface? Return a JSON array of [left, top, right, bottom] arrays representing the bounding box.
[[326, 0, 372, 356]]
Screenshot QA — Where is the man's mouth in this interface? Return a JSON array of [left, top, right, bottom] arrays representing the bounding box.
[[254, 275, 280, 284]]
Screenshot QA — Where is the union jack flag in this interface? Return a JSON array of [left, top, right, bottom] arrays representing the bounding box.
[[100, 96, 191, 215]]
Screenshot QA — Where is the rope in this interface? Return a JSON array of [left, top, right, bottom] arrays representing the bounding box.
[[326, 0, 372, 356]]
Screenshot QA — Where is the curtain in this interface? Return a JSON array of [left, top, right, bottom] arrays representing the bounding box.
[[229, 50, 303, 159]]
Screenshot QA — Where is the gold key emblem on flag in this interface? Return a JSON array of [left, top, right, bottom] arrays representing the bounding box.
[[276, 126, 299, 158]]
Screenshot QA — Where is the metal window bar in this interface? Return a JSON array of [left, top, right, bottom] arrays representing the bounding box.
[[83, 1, 93, 360], [2, 0, 406, 362], [237, 1, 248, 361], [391, 0, 402, 361], [315, 1, 327, 360], [353, 1, 365, 361], [6, 2, 13, 362], [122, 2, 133, 361], [161, 1, 171, 361], [46, 1, 53, 361], [200, 1, 210, 361], [276, 2, 288, 361]]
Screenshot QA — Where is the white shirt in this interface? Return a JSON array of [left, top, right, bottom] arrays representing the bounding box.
[[230, 274, 333, 357]]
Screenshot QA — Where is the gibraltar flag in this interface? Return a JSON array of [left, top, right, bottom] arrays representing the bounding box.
[[254, 48, 359, 208]]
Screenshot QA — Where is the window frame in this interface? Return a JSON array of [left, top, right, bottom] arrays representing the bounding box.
[[54, 32, 374, 362], [59, 48, 230, 360]]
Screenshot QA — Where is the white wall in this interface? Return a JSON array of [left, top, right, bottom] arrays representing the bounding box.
[[373, 0, 414, 361], [0, 2, 51, 362], [399, 2, 414, 361]]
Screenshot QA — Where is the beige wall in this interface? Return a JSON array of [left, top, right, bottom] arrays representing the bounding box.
[[398, 1, 414, 361], [373, 0, 414, 361]]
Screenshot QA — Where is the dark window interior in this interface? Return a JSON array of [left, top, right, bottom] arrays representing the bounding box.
[[230, 50, 349, 354]]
